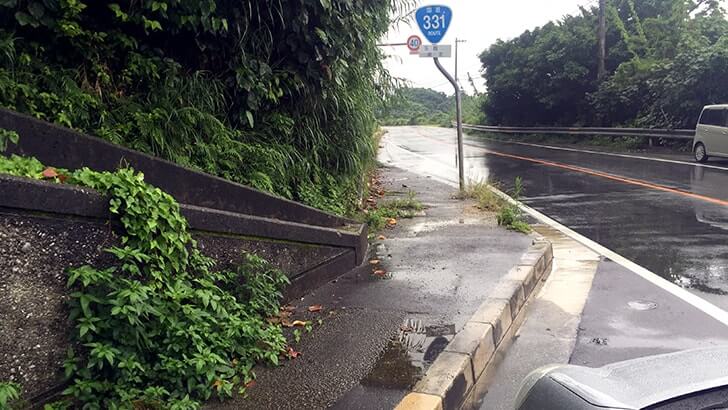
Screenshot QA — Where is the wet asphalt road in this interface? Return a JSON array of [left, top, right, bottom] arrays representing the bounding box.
[[384, 126, 728, 310], [383, 126, 728, 409]]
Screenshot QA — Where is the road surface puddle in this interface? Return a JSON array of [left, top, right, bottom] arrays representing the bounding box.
[[361, 318, 455, 390]]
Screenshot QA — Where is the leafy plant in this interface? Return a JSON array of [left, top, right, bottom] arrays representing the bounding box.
[[0, 382, 20, 409], [0, 128, 18, 152], [293, 329, 302, 344], [0, 154, 45, 178], [0, 153, 291, 408]]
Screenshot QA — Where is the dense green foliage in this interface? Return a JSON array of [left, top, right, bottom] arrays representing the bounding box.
[[0, 381, 21, 409], [376, 87, 451, 126], [376, 87, 486, 126], [0, 152, 290, 409], [0, 0, 406, 214], [480, 0, 728, 128]]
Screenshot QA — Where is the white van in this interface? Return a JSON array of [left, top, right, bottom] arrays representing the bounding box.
[[694, 104, 728, 162]]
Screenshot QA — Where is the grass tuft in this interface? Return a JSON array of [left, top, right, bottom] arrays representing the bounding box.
[[364, 191, 423, 232], [457, 177, 531, 233]]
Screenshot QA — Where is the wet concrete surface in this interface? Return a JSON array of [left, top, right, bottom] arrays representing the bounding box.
[[213, 163, 531, 409], [384, 126, 728, 309]]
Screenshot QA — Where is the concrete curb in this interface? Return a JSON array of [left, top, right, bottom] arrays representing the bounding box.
[[395, 238, 553, 410]]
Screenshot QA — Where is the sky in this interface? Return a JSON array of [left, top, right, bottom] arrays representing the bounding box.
[[383, 0, 599, 95]]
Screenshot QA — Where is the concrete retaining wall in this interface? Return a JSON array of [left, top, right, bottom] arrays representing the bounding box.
[[0, 110, 369, 402], [0, 108, 350, 228]]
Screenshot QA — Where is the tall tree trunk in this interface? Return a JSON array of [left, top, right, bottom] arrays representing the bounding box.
[[598, 0, 607, 80]]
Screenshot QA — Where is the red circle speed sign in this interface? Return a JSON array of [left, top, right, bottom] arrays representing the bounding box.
[[407, 35, 422, 52]]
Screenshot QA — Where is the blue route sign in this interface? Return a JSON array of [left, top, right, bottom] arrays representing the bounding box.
[[415, 5, 452, 44]]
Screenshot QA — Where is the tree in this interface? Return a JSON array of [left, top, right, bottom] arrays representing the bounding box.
[[479, 0, 728, 128]]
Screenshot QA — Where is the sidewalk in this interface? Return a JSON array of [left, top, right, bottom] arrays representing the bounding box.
[[208, 164, 533, 410]]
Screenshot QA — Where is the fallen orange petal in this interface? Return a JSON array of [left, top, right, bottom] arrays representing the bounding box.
[[287, 346, 301, 359], [41, 167, 59, 178], [308, 304, 323, 313]]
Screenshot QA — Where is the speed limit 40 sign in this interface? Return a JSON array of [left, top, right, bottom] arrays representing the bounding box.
[[407, 35, 422, 54]]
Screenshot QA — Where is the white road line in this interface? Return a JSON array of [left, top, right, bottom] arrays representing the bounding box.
[[491, 186, 728, 328], [381, 133, 728, 328], [463, 133, 728, 172]]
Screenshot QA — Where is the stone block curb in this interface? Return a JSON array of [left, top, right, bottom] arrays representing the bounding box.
[[395, 237, 554, 410]]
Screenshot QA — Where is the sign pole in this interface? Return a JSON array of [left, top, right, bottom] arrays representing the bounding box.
[[433, 57, 465, 192], [415, 4, 463, 192]]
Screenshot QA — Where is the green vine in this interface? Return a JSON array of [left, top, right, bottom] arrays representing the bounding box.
[[0, 129, 19, 152], [0, 154, 290, 409]]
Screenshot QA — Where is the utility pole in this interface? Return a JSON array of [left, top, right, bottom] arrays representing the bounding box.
[[455, 38, 467, 89], [598, 0, 607, 80], [467, 72, 481, 95]]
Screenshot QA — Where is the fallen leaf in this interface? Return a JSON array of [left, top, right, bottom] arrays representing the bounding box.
[[212, 380, 223, 389], [41, 167, 59, 178], [245, 380, 257, 389], [369, 259, 380, 265], [373, 269, 387, 277], [308, 304, 323, 313], [286, 346, 301, 359], [378, 235, 386, 240], [387, 218, 397, 226], [282, 305, 296, 312], [282, 319, 308, 328]]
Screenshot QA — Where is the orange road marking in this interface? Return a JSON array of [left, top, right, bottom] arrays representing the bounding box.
[[412, 130, 728, 206], [482, 149, 728, 207]]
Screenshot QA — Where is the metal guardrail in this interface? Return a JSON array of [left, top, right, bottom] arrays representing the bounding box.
[[459, 123, 695, 141]]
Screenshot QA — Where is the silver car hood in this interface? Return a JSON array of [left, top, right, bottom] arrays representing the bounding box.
[[521, 346, 728, 409]]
